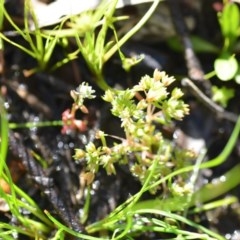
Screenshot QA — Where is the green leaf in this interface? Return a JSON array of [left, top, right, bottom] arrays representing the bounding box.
[[220, 3, 240, 39], [167, 36, 219, 53], [214, 54, 238, 81], [212, 85, 235, 107], [190, 36, 220, 53]]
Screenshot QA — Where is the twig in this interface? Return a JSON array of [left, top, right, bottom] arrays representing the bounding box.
[[5, 79, 52, 118], [182, 78, 238, 122], [167, 0, 212, 95]]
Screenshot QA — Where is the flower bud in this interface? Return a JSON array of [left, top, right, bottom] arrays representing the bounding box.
[[172, 88, 183, 99], [153, 69, 162, 81], [74, 149, 85, 159], [102, 89, 114, 102]]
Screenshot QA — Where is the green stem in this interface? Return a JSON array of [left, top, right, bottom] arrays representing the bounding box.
[[134, 209, 225, 240], [104, 0, 162, 62], [132, 116, 240, 211], [8, 120, 63, 129], [146, 116, 240, 193], [192, 163, 240, 204], [0, 97, 9, 175], [86, 157, 159, 233], [80, 185, 91, 224]]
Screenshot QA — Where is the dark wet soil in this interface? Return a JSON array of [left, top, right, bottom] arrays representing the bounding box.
[[1, 0, 240, 239]]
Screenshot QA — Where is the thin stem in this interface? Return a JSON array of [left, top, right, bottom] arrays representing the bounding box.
[[104, 0, 162, 62]]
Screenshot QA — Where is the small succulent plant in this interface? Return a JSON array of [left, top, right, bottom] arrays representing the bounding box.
[[73, 69, 192, 194]]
